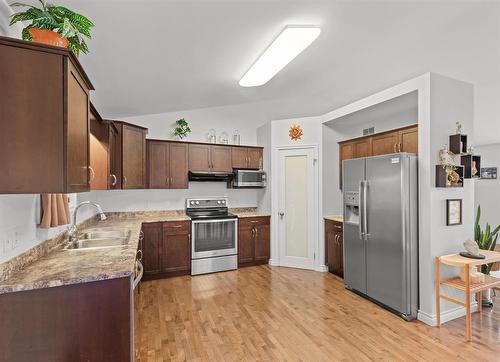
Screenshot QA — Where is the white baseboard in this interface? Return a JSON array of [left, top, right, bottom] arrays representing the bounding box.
[[268, 259, 280, 266], [418, 302, 478, 326], [315, 264, 328, 272]]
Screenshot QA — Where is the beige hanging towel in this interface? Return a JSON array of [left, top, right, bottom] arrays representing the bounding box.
[[40, 194, 71, 228]]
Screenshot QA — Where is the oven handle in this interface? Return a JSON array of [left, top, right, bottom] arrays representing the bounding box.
[[192, 218, 238, 224]]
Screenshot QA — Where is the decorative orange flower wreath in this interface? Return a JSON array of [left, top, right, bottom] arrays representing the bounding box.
[[289, 124, 303, 141]]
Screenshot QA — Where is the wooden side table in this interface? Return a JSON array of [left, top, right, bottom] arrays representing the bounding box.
[[435, 250, 500, 341]]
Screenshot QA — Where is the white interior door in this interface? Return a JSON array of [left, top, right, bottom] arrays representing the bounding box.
[[277, 147, 317, 269]]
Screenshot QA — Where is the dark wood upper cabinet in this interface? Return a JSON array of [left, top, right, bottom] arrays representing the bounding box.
[[189, 143, 232, 172], [338, 124, 418, 189], [211, 145, 232, 172], [189, 144, 211, 172], [108, 122, 122, 189], [372, 131, 400, 156], [231, 147, 263, 170], [114, 122, 147, 189], [0, 36, 94, 194], [147, 141, 168, 188], [238, 216, 271, 267], [89, 104, 110, 190], [400, 127, 418, 154], [147, 140, 188, 189], [169, 142, 189, 188]]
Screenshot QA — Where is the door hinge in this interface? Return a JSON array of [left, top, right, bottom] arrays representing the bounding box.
[[314, 252, 316, 260]]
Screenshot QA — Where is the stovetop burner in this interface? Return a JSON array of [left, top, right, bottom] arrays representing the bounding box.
[[185, 197, 236, 220]]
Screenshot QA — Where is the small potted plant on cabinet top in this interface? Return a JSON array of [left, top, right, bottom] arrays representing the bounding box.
[[10, 0, 94, 56]]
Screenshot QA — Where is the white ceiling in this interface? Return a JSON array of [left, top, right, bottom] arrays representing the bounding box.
[[66, 0, 500, 145]]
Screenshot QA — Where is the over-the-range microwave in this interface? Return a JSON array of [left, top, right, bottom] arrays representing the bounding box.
[[233, 170, 267, 188]]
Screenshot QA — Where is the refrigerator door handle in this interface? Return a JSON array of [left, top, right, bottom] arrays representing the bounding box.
[[364, 181, 370, 240], [359, 181, 365, 239]]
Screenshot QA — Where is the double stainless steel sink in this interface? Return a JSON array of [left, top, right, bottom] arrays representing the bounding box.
[[65, 229, 131, 250]]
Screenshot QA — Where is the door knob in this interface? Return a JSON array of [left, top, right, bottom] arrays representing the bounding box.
[[279, 212, 284, 218]]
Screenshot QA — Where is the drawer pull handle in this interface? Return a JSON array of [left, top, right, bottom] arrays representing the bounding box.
[[172, 225, 183, 228]]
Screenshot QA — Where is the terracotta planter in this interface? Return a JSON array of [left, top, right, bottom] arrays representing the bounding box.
[[28, 28, 69, 48]]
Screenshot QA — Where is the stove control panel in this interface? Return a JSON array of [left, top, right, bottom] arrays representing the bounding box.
[[186, 197, 228, 209]]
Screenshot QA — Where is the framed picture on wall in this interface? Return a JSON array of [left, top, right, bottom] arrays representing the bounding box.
[[480, 167, 497, 179], [446, 199, 462, 226]]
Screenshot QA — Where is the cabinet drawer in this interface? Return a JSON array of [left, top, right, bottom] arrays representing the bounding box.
[[163, 220, 190, 234], [325, 219, 343, 232], [238, 216, 270, 228]]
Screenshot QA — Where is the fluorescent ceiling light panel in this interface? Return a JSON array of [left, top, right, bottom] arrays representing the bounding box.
[[239, 26, 321, 87]]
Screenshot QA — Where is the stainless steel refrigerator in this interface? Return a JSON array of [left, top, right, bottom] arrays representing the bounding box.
[[343, 153, 418, 320]]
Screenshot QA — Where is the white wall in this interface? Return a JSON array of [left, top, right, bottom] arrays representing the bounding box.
[[475, 144, 500, 227], [119, 102, 271, 146]]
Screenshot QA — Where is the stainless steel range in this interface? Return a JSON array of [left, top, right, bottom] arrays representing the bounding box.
[[186, 197, 238, 275]]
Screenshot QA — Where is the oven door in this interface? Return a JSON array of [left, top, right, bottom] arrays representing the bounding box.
[[192, 218, 238, 259]]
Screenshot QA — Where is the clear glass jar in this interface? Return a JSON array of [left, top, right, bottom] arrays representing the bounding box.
[[232, 130, 240, 145]]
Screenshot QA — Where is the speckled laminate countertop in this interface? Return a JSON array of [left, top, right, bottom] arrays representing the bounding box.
[[0, 211, 190, 295], [324, 215, 343, 223], [230, 208, 271, 218]]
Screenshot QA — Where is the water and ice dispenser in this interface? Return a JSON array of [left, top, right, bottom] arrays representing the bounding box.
[[344, 191, 360, 224]]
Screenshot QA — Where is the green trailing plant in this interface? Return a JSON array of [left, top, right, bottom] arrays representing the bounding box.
[[173, 118, 191, 139], [9, 0, 94, 56], [474, 205, 500, 274]]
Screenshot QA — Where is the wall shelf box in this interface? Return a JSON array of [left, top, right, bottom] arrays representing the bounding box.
[[449, 134, 467, 154], [460, 154, 481, 179], [435, 165, 464, 188]]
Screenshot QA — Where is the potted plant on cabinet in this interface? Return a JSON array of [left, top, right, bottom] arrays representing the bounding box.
[[474, 205, 500, 306], [9, 0, 94, 56], [173, 118, 191, 140]]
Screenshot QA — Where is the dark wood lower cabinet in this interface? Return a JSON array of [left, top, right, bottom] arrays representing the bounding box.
[[0, 277, 132, 362], [238, 216, 271, 267], [142, 220, 191, 280], [325, 219, 343, 278]]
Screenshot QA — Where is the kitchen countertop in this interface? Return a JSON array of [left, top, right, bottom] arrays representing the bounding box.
[[230, 208, 271, 218], [0, 211, 189, 295], [324, 215, 343, 223]]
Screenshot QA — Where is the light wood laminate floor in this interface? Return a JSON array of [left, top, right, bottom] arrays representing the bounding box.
[[135, 265, 500, 361]]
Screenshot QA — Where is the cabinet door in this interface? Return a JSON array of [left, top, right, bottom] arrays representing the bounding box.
[[372, 131, 399, 156], [254, 223, 270, 262], [108, 123, 122, 189], [189, 144, 211, 171], [399, 127, 418, 154], [211, 145, 232, 172], [353, 138, 372, 158], [338, 234, 344, 278], [247, 148, 263, 170], [89, 110, 109, 190], [142, 223, 162, 276], [238, 225, 255, 265], [339, 142, 354, 189], [325, 222, 336, 272], [147, 141, 169, 188], [122, 124, 146, 189], [162, 222, 191, 274], [66, 61, 90, 192], [231, 147, 248, 169], [168, 142, 188, 189]]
